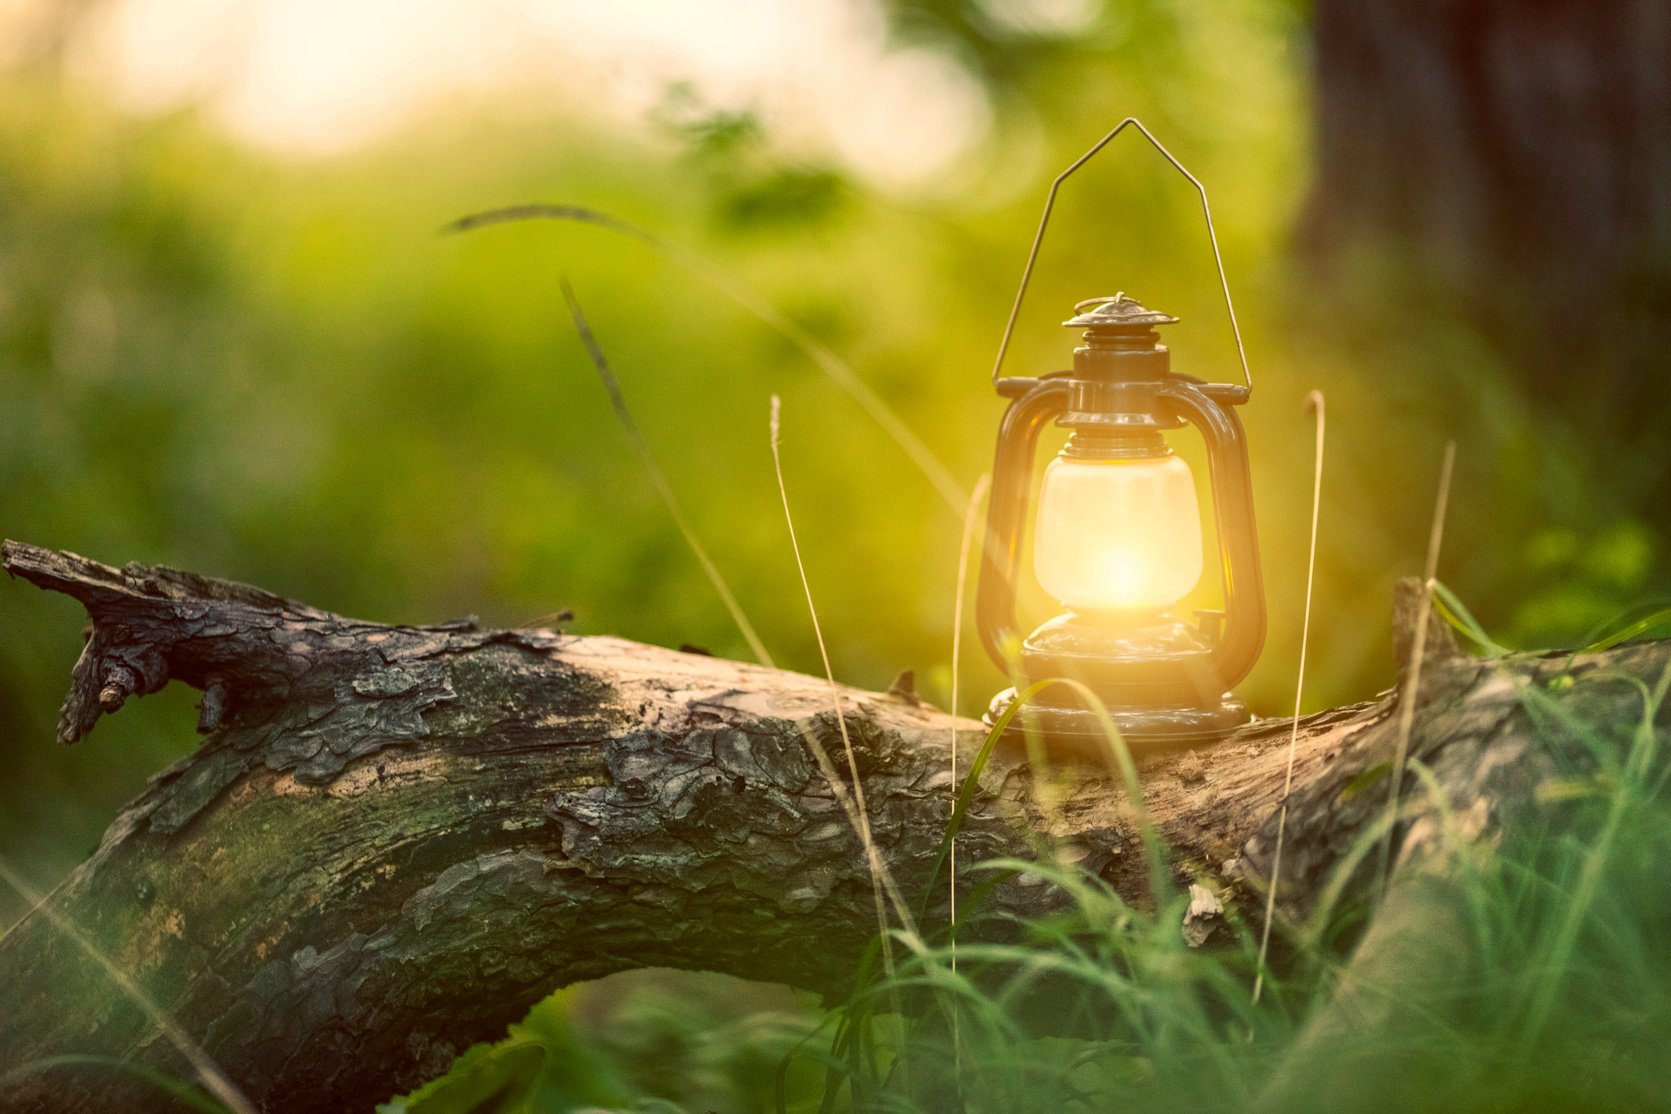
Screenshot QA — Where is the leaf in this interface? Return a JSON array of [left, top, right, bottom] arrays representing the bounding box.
[[1432, 582, 1512, 656], [1339, 762, 1392, 801], [1535, 774, 1618, 806], [1584, 607, 1671, 654], [377, 1041, 545, 1114]]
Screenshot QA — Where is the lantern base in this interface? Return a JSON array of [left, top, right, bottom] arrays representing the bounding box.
[[984, 686, 1250, 756]]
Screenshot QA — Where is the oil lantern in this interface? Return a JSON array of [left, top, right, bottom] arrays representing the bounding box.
[[975, 290, 1266, 749]]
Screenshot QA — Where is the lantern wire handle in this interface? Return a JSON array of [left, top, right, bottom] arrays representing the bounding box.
[[989, 117, 1252, 392]]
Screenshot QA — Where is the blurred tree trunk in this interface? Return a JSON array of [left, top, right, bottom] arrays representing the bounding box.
[[1303, 0, 1671, 450]]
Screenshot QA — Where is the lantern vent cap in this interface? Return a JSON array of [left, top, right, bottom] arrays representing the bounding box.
[[1064, 293, 1179, 329]]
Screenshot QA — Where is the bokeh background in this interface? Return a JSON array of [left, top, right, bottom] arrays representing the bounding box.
[[2, 0, 1667, 943]]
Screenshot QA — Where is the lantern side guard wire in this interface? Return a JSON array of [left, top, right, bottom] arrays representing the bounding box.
[[974, 376, 1265, 696], [988, 117, 1252, 394]]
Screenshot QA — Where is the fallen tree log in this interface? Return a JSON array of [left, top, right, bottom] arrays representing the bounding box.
[[0, 540, 1665, 1112]]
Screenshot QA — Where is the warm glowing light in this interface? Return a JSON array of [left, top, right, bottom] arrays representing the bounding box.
[[49, 0, 991, 180], [1033, 452, 1204, 613]]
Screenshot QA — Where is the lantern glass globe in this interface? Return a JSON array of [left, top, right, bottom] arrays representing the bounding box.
[[1032, 453, 1204, 614]]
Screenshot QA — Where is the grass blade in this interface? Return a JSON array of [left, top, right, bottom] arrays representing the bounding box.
[[1377, 440, 1457, 897], [559, 277, 774, 667], [945, 472, 990, 1087], [1253, 389, 1326, 1004], [0, 1054, 233, 1114], [917, 678, 1051, 924], [0, 859, 256, 1114], [1431, 581, 1510, 656], [948, 475, 991, 936], [1583, 605, 1671, 654], [449, 204, 967, 514], [768, 395, 918, 962]]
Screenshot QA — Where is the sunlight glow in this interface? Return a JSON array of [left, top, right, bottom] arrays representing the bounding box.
[[55, 0, 991, 184], [1033, 452, 1205, 613], [1098, 550, 1147, 608], [975, 0, 1100, 38]]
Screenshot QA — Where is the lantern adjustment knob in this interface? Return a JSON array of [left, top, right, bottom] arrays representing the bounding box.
[[1064, 293, 1179, 329], [1062, 292, 1175, 395]]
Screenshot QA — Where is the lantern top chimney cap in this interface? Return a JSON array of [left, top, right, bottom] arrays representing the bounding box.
[[1064, 293, 1178, 329]]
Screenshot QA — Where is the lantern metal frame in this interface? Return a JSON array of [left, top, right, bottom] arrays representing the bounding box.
[[974, 121, 1266, 750]]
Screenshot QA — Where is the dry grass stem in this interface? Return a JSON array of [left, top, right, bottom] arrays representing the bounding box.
[[769, 396, 919, 982], [1254, 389, 1326, 1004], [949, 473, 991, 956], [0, 857, 256, 1114], [452, 205, 966, 513], [559, 277, 775, 667], [1378, 440, 1457, 895]]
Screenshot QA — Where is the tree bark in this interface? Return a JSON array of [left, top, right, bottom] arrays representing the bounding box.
[[0, 540, 1665, 1112]]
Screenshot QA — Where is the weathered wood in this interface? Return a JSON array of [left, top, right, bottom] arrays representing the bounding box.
[[0, 541, 1665, 1112]]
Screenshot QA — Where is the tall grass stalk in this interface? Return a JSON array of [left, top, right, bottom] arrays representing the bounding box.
[[0, 858, 255, 1114], [948, 479, 993, 911], [947, 472, 991, 1078], [559, 277, 775, 666], [1377, 439, 1456, 895], [0, 1055, 233, 1114], [450, 205, 967, 514], [768, 395, 918, 962], [1253, 389, 1326, 1003]]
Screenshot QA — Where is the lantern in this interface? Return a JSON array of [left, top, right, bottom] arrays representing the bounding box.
[[975, 292, 1265, 748], [971, 122, 1266, 750]]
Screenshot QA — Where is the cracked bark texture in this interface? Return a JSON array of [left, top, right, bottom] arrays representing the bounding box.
[[0, 541, 1666, 1113]]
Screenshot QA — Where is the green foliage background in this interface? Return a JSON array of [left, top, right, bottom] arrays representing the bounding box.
[[0, 6, 1666, 1104]]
